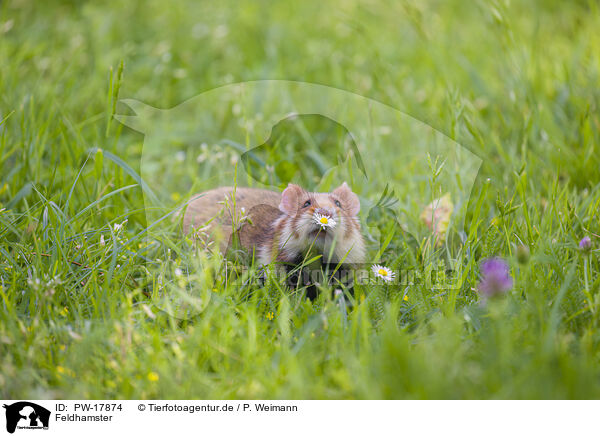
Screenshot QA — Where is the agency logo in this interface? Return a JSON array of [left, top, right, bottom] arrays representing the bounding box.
[[115, 80, 482, 318], [2, 402, 50, 434]]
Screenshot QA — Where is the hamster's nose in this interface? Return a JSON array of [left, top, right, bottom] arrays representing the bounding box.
[[315, 207, 334, 218]]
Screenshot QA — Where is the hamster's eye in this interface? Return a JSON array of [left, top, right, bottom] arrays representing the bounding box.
[[334, 200, 342, 208], [303, 200, 311, 208]]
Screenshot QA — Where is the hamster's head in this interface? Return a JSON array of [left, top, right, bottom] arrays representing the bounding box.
[[278, 182, 362, 258]]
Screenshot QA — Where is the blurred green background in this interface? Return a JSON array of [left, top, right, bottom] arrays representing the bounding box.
[[1, 0, 599, 399]]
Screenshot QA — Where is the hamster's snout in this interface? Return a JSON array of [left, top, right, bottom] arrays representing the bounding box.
[[314, 207, 334, 219]]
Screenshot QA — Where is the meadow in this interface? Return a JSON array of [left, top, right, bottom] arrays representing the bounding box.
[[1, 0, 599, 399]]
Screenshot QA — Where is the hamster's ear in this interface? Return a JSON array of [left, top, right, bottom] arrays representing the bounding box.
[[279, 183, 303, 215], [333, 182, 360, 215]]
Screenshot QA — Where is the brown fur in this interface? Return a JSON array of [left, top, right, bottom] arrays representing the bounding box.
[[183, 187, 281, 255], [183, 184, 365, 266]]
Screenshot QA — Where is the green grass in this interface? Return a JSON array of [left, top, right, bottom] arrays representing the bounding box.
[[1, 0, 600, 399]]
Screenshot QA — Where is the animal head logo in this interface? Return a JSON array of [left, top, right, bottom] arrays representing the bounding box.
[[115, 80, 481, 315], [3, 402, 50, 434]]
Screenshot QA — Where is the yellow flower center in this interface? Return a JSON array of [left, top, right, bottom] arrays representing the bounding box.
[[378, 268, 388, 276], [319, 217, 329, 224]]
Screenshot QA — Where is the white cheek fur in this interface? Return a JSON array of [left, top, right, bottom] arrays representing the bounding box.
[[261, 211, 364, 265]]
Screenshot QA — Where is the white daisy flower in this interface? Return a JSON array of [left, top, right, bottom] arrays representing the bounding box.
[[174, 268, 183, 277], [372, 264, 395, 282], [313, 212, 337, 229]]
